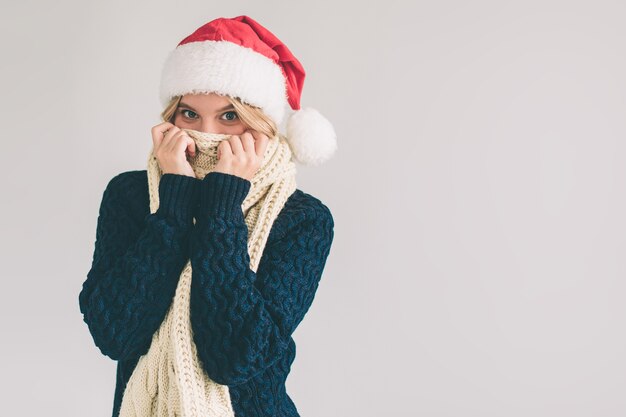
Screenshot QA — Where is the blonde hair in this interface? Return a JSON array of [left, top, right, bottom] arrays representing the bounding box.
[[160, 94, 278, 139]]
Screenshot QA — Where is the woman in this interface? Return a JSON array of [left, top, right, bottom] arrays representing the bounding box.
[[79, 15, 337, 417]]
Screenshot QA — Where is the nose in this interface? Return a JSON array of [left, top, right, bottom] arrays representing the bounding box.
[[200, 121, 219, 134]]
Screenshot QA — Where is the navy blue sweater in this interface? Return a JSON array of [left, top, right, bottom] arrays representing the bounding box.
[[78, 170, 334, 417]]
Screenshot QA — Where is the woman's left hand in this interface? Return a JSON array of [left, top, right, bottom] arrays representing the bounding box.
[[214, 130, 271, 181]]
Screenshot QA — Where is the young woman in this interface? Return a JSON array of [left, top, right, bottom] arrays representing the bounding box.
[[79, 15, 337, 417]]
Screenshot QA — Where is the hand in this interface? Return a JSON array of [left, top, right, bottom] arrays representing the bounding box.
[[151, 122, 197, 178], [214, 130, 270, 181]]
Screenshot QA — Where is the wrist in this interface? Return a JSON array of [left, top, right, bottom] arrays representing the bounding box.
[[156, 173, 200, 225], [197, 171, 251, 220]]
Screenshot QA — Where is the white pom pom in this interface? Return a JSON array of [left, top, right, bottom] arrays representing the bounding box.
[[285, 107, 337, 166]]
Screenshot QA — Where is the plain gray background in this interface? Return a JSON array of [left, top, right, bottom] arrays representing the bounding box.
[[2, 0, 625, 416]]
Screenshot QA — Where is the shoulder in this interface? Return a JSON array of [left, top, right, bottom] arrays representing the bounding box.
[[99, 170, 149, 221], [110, 170, 333, 224], [104, 170, 148, 194], [101, 170, 333, 237], [268, 187, 335, 244], [282, 188, 334, 224]]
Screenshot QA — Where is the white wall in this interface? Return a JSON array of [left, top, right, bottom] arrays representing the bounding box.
[[2, 0, 625, 415]]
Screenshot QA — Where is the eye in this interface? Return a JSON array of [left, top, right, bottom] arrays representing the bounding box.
[[180, 109, 198, 120], [221, 111, 239, 122]]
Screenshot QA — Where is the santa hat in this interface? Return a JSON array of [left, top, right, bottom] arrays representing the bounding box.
[[159, 15, 337, 166]]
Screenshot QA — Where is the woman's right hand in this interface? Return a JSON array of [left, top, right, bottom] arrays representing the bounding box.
[[151, 122, 197, 178]]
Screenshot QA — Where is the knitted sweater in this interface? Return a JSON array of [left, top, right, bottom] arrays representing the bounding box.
[[78, 169, 335, 417]]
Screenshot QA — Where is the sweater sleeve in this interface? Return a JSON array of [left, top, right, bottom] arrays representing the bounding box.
[[189, 172, 335, 386], [79, 172, 200, 361]]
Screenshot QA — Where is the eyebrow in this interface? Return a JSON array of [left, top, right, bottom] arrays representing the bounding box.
[[178, 102, 235, 113]]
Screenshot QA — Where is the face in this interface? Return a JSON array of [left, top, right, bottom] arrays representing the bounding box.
[[173, 92, 247, 135]]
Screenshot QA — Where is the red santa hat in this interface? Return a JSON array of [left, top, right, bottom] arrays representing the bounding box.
[[159, 15, 337, 166]]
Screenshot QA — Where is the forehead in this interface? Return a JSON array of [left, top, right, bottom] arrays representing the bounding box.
[[181, 92, 231, 108]]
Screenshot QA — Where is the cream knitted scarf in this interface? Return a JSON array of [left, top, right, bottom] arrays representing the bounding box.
[[118, 128, 297, 417]]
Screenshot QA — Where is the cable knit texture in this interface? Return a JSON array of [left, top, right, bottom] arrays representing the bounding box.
[[79, 168, 334, 417], [113, 129, 300, 417]]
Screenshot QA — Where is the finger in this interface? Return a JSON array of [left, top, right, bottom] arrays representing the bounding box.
[[163, 127, 182, 153], [153, 121, 174, 135], [239, 131, 256, 154], [249, 131, 270, 158], [177, 129, 196, 156], [151, 122, 174, 148], [162, 124, 176, 136], [228, 134, 245, 155], [174, 132, 194, 157], [186, 138, 196, 157], [217, 140, 233, 160]]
